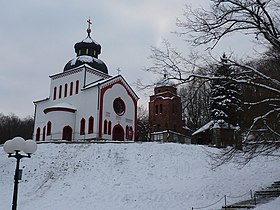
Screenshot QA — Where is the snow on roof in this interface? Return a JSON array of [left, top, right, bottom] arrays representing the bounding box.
[[82, 75, 139, 100], [70, 55, 104, 66], [192, 121, 214, 136], [192, 120, 240, 136]]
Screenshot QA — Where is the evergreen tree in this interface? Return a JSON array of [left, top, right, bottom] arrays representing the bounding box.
[[210, 54, 242, 127]]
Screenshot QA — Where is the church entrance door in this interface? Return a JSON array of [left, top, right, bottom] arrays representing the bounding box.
[[112, 124, 124, 141], [62, 126, 72, 141]]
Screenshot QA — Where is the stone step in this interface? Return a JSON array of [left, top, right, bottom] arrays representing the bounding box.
[[255, 190, 280, 197]]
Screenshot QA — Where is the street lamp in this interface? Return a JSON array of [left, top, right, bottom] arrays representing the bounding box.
[[3, 137, 37, 210]]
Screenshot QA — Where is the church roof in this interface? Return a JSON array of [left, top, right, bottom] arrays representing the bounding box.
[[63, 19, 108, 74], [83, 75, 139, 101], [64, 55, 108, 74]]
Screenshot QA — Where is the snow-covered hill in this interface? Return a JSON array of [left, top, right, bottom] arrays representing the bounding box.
[[1, 143, 279, 210]]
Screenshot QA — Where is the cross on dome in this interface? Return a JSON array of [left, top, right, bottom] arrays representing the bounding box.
[[87, 18, 92, 37]]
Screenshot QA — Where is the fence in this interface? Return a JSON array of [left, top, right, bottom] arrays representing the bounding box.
[[191, 190, 255, 210]]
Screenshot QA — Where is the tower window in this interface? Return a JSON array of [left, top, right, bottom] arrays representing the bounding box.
[[160, 104, 163, 113], [53, 87, 57, 100], [64, 84, 68, 97], [70, 82, 73, 96], [155, 105, 158, 114], [75, 80, 79, 94], [59, 85, 62, 98], [86, 49, 89, 54]]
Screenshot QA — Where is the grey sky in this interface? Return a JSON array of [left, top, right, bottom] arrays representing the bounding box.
[[0, 0, 256, 117]]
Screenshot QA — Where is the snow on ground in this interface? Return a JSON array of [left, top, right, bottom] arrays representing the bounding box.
[[1, 142, 279, 210]]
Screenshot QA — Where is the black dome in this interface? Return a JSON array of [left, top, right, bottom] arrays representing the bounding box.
[[63, 21, 108, 74], [63, 55, 108, 73]]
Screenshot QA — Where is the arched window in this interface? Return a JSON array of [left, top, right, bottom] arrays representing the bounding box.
[[126, 125, 129, 139], [47, 121, 52, 136], [53, 87, 57, 100], [43, 126, 46, 141], [88, 116, 94, 134], [75, 80, 79, 94], [36, 127, 40, 141], [80, 118, 86, 135], [108, 121, 112, 135], [59, 85, 62, 98], [128, 127, 133, 140], [160, 104, 163, 113], [70, 82, 73, 96], [104, 120, 108, 134], [155, 105, 158, 114], [64, 83, 68, 97]]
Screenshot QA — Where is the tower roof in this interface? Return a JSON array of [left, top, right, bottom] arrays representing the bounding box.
[[64, 19, 108, 74]]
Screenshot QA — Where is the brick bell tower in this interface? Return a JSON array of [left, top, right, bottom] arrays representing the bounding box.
[[149, 76, 189, 142]]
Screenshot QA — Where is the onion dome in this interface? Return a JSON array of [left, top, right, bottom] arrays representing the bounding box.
[[64, 19, 108, 74], [155, 73, 175, 87]]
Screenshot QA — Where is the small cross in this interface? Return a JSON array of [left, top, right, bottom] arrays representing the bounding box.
[[117, 68, 121, 75], [86, 18, 92, 36], [87, 18, 92, 30]]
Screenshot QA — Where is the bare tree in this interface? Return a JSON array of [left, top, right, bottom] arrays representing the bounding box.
[[146, 0, 280, 164], [137, 105, 150, 141]]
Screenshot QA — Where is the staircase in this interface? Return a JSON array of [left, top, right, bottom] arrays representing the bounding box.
[[222, 181, 280, 209]]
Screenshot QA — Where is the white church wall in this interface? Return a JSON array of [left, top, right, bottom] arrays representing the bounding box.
[[102, 83, 136, 140]]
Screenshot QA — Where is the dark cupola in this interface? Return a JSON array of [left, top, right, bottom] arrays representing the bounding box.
[[64, 19, 108, 74]]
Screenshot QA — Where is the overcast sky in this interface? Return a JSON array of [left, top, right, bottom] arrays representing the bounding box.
[[0, 0, 256, 118]]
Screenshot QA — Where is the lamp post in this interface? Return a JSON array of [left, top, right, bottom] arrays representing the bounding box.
[[3, 137, 37, 210]]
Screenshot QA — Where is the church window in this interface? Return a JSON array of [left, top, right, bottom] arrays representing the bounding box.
[[75, 80, 79, 94], [126, 125, 129, 139], [59, 85, 62, 98], [108, 121, 112, 135], [80, 118, 86, 135], [88, 116, 94, 134], [94, 50, 96, 56], [70, 82, 73, 96], [53, 87, 57, 100], [36, 127, 40, 141], [78, 49, 81, 56], [86, 49, 89, 54], [160, 104, 163, 113], [43, 126, 46, 141], [64, 84, 68, 97], [129, 127, 133, 140], [113, 98, 126, 116], [104, 120, 108, 134], [47, 121, 52, 136], [155, 105, 158, 114], [157, 124, 161, 131]]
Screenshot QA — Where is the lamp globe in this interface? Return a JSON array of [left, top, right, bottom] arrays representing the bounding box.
[[23, 139, 37, 155]]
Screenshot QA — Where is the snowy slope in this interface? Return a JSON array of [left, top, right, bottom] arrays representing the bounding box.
[[1, 143, 279, 210]]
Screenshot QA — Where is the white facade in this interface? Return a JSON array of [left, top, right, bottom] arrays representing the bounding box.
[[34, 63, 138, 142]]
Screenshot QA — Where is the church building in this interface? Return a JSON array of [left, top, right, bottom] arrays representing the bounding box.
[[149, 76, 191, 143], [33, 20, 139, 142]]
